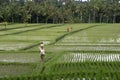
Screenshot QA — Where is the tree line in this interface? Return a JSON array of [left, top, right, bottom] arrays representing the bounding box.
[[0, 0, 120, 24]]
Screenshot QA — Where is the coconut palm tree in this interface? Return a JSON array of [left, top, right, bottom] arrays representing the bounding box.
[[112, 1, 120, 23], [0, 3, 11, 29], [9, 2, 18, 23], [33, 3, 43, 23], [20, 2, 34, 25]]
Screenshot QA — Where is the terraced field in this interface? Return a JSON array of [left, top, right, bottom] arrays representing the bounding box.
[[0, 23, 120, 79]]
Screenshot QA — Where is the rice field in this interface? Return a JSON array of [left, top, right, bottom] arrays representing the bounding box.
[[0, 23, 120, 79], [59, 53, 120, 62]]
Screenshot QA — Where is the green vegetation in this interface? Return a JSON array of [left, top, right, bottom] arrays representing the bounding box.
[[0, 0, 120, 24], [0, 23, 120, 79]]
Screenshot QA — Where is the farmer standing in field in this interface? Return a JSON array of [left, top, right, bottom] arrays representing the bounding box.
[[39, 42, 45, 62], [67, 27, 72, 32]]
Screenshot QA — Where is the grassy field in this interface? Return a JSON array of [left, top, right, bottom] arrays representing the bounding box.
[[0, 23, 120, 79]]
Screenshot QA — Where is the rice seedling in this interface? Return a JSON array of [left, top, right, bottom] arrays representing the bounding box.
[[0, 23, 120, 79]]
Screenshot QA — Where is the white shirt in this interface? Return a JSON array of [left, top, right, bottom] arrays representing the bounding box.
[[39, 48, 45, 55]]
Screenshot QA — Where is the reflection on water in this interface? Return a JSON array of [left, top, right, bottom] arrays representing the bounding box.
[[99, 37, 120, 43], [109, 38, 115, 42], [62, 35, 120, 43], [99, 38, 115, 43], [117, 38, 120, 43], [99, 38, 106, 43]]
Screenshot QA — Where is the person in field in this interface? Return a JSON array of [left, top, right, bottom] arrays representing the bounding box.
[[40, 42, 44, 48], [67, 27, 72, 32], [67, 27, 69, 32], [39, 42, 45, 62]]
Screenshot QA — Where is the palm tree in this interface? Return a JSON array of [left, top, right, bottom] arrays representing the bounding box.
[[33, 3, 43, 23], [20, 2, 33, 25], [0, 5, 3, 20], [75, 2, 82, 22], [101, 1, 111, 23], [112, 1, 119, 23], [42, 0, 51, 23], [92, 0, 99, 23], [0, 3, 11, 29], [57, 5, 67, 23], [87, 2, 93, 23], [9, 2, 18, 23]]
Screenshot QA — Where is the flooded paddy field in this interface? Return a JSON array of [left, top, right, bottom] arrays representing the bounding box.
[[0, 23, 120, 79]]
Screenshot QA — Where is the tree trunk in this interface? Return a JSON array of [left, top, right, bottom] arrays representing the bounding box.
[[113, 13, 116, 23], [12, 16, 14, 23], [106, 16, 109, 23], [30, 17, 32, 23], [80, 12, 83, 23], [93, 10, 96, 23], [46, 17, 48, 24], [88, 13, 91, 23], [62, 17, 64, 24], [53, 17, 55, 24], [99, 14, 102, 23], [59, 20, 61, 24], [56, 17, 58, 23], [36, 15, 39, 23]]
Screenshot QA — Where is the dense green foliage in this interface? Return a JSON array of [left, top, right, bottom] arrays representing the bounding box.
[[0, 0, 120, 23], [0, 23, 120, 79]]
